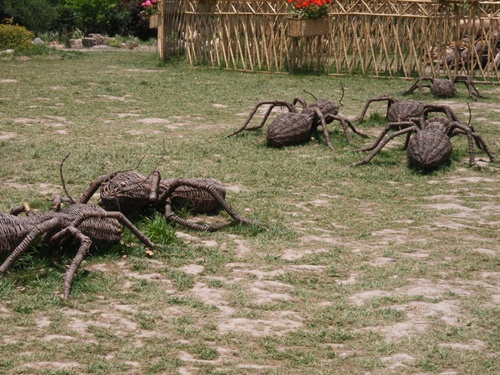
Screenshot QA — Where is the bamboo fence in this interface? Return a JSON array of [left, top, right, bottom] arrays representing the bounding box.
[[158, 0, 500, 80]]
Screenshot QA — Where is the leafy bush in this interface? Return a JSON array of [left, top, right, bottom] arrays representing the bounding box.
[[105, 38, 121, 48], [0, 22, 34, 50]]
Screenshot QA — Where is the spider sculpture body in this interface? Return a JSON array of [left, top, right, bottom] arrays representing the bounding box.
[[0, 203, 154, 300], [70, 170, 260, 232], [357, 95, 460, 127], [354, 116, 497, 169], [228, 97, 367, 149], [403, 75, 482, 100]]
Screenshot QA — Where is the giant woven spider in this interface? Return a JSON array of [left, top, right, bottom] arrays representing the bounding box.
[[228, 91, 367, 149], [66, 169, 262, 232], [403, 75, 482, 101], [354, 116, 496, 169], [357, 95, 460, 128], [0, 202, 154, 300]]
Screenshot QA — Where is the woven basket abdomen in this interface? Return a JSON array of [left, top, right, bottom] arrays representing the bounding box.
[[162, 178, 226, 213], [388, 100, 425, 122], [0, 214, 31, 254], [408, 130, 452, 169], [59, 205, 123, 246], [430, 80, 456, 98], [267, 113, 311, 147]]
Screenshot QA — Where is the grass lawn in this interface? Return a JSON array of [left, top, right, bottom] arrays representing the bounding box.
[[0, 47, 499, 374]]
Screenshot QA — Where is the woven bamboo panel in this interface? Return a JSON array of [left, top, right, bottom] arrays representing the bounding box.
[[164, 0, 500, 80], [184, 0, 289, 71], [327, 0, 500, 79]]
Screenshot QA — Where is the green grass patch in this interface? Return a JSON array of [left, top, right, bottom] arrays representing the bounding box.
[[0, 50, 498, 374]]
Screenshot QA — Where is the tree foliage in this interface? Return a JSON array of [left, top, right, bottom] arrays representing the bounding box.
[[1, 0, 62, 33], [0, 0, 154, 39]]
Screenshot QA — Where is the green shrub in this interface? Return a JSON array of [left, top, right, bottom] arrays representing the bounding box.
[[0, 23, 34, 50], [105, 38, 121, 48]]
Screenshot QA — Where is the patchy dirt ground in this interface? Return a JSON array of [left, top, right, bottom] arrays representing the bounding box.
[[2, 161, 497, 374], [0, 58, 499, 374]]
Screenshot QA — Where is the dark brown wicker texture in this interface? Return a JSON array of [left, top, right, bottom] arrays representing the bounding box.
[[0, 203, 154, 300], [72, 170, 261, 232], [403, 75, 482, 101], [354, 116, 497, 169], [357, 95, 460, 126], [228, 97, 367, 149]]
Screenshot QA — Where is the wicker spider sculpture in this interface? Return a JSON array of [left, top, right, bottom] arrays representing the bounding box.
[[0, 202, 154, 300], [403, 75, 482, 101], [357, 95, 460, 128], [67, 170, 261, 232], [354, 116, 496, 169], [228, 93, 367, 149]]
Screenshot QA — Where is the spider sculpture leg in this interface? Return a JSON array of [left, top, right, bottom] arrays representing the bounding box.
[[356, 95, 397, 124], [0, 217, 63, 274], [453, 75, 483, 100], [403, 76, 434, 95], [58, 226, 93, 300], [160, 179, 262, 232], [10, 202, 68, 265], [401, 118, 426, 151], [358, 121, 416, 152], [292, 97, 308, 110], [9, 203, 31, 215], [469, 132, 497, 162], [148, 170, 161, 202], [424, 105, 460, 122], [227, 100, 298, 137], [323, 113, 368, 145], [353, 126, 419, 166], [312, 107, 335, 149], [70, 172, 118, 204], [50, 209, 154, 300], [50, 209, 154, 249], [449, 124, 497, 164]]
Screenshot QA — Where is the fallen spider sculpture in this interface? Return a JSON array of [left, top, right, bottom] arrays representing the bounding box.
[[66, 170, 261, 232], [353, 116, 496, 169], [403, 75, 482, 101], [228, 90, 367, 149], [0, 202, 154, 300]]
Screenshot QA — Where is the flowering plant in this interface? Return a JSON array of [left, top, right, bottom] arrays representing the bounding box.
[[141, 0, 158, 16], [287, 0, 331, 19]]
